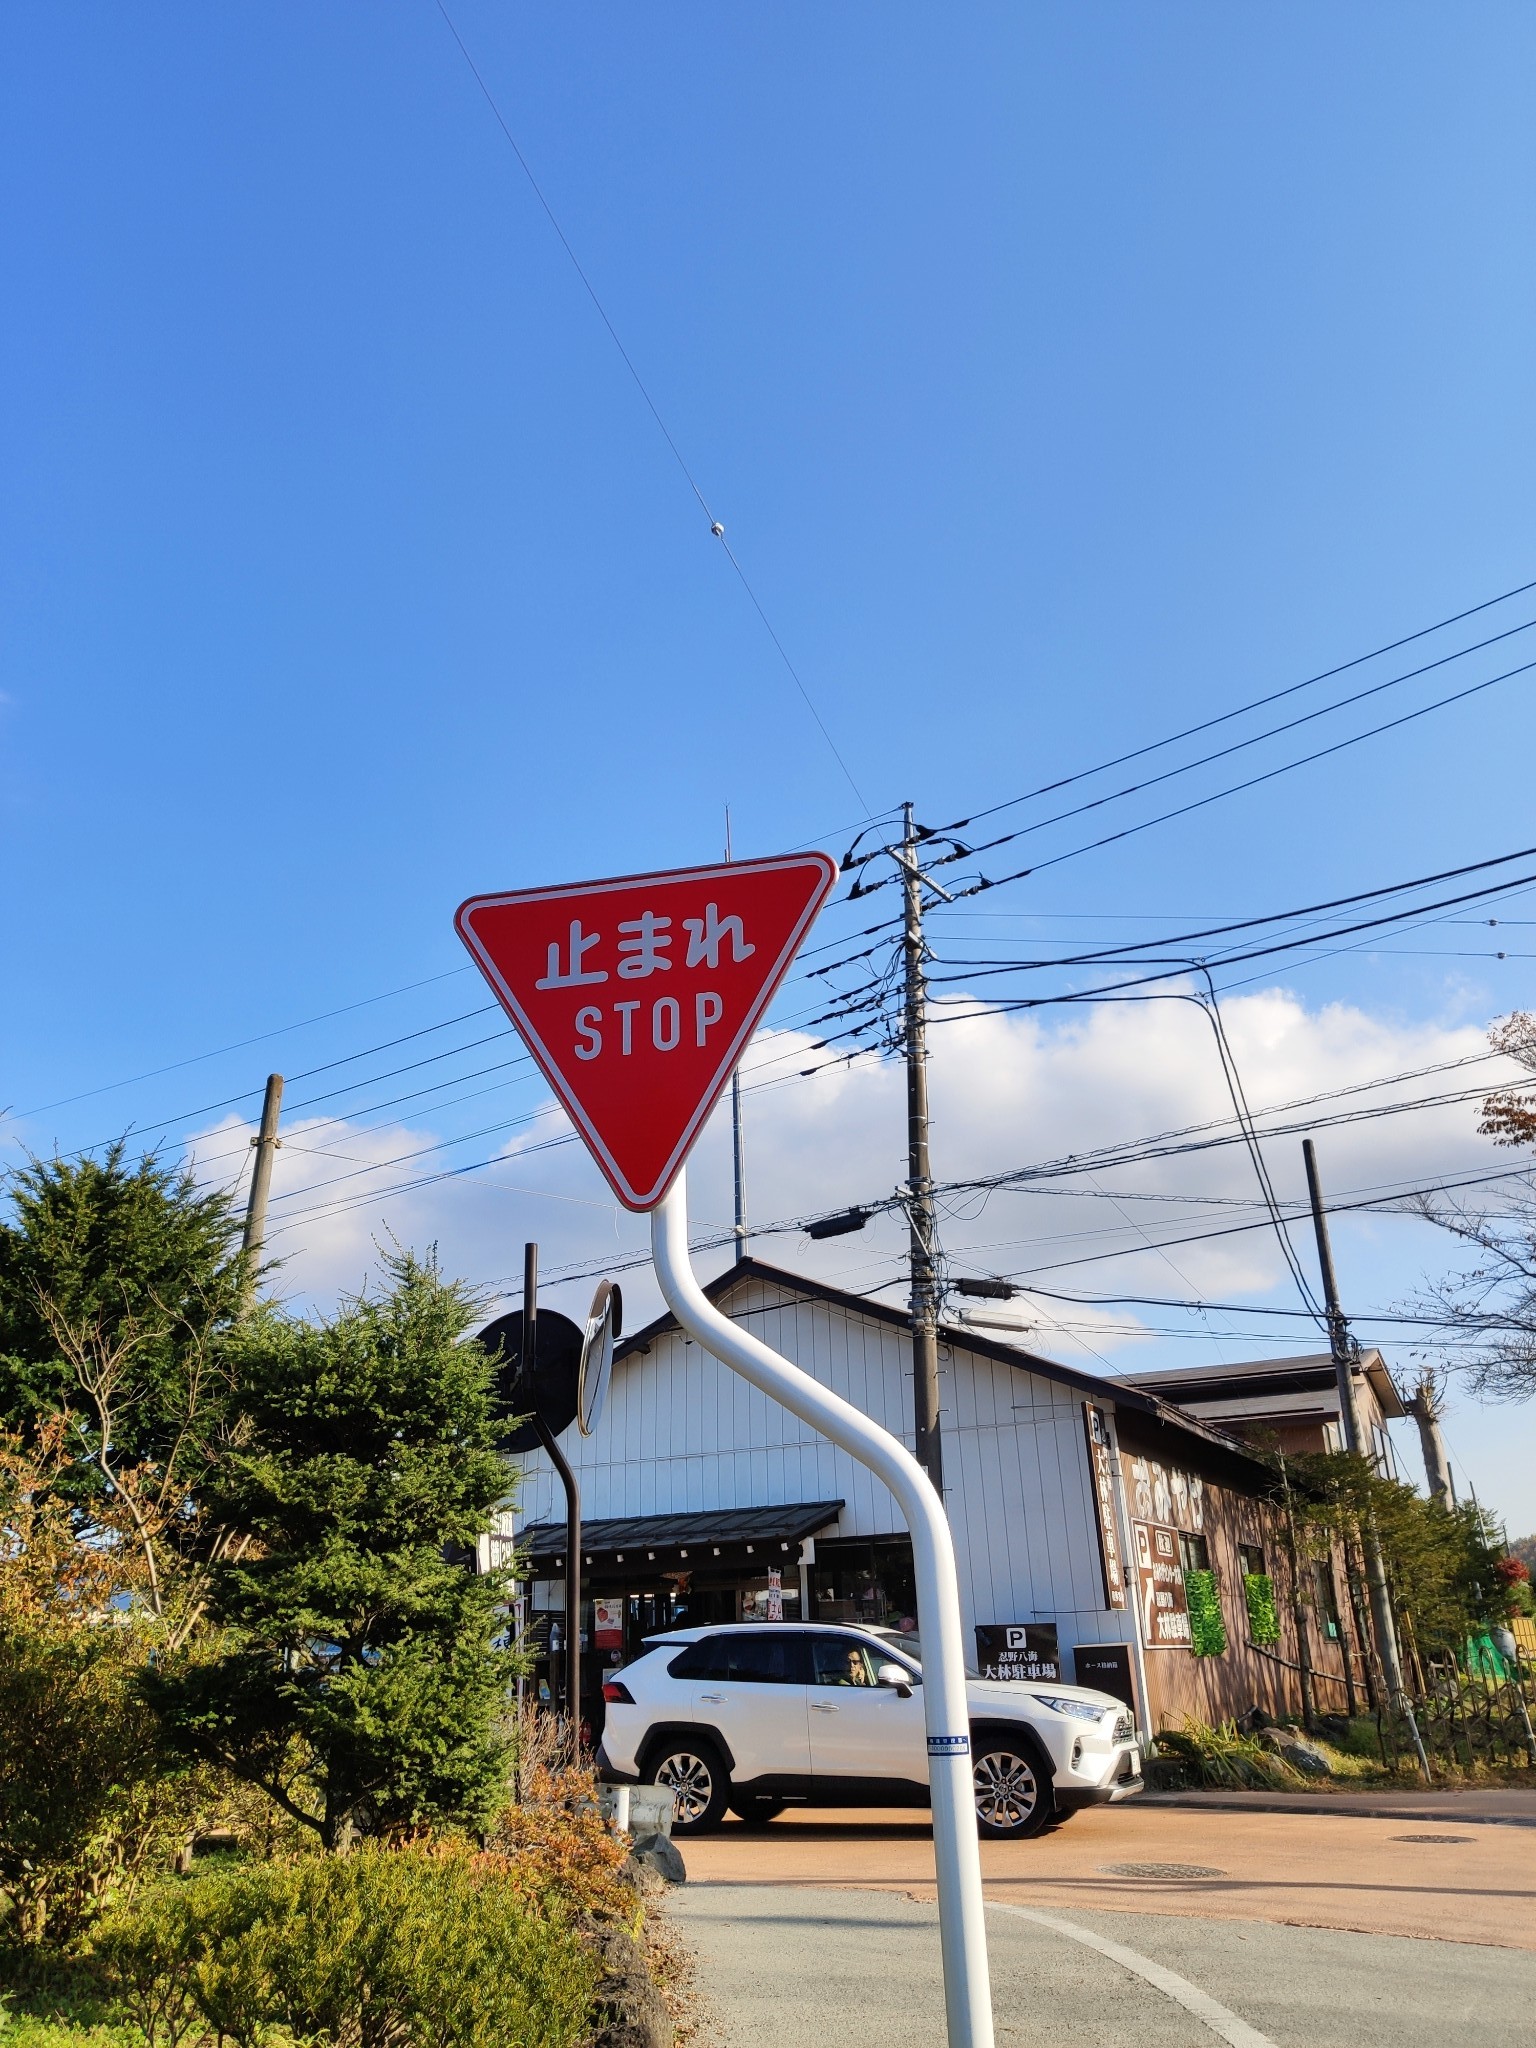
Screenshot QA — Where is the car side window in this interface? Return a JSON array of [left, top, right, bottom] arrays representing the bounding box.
[[667, 1639, 729, 1681], [810, 1636, 880, 1687], [725, 1630, 811, 1685], [669, 1632, 810, 1683]]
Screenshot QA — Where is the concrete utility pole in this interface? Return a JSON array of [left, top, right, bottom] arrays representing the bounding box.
[[1302, 1138, 1429, 1775], [241, 1074, 284, 1286], [1302, 1137, 1366, 1456], [1406, 1376, 1454, 1508], [731, 1068, 748, 1256], [901, 802, 943, 1490]]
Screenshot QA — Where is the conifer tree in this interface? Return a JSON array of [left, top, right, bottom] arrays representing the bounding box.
[[149, 1251, 515, 1849]]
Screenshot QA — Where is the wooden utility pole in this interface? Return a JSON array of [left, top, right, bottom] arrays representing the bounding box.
[[901, 802, 943, 1490], [1302, 1138, 1429, 1775], [241, 1074, 284, 1290]]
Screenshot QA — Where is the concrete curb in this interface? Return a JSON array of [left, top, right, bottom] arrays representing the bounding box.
[[1138, 1792, 1536, 1828]]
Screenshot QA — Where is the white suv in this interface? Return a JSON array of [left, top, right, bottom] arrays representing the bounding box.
[[598, 1622, 1142, 1839]]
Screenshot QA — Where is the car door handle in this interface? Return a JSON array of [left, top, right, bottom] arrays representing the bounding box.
[[811, 1702, 838, 1713], [699, 1692, 725, 1703]]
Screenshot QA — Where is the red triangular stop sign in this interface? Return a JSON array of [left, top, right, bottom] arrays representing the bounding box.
[[455, 852, 838, 1210]]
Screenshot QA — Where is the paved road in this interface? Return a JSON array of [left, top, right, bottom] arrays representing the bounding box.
[[677, 1795, 1536, 1947], [672, 1881, 1536, 2047]]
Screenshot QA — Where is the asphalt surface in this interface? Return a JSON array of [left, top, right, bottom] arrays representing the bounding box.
[[675, 1795, 1536, 1946], [672, 1881, 1536, 2048]]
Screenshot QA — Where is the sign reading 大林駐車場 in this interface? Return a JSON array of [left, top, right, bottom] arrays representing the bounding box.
[[455, 853, 837, 1210], [975, 1623, 1060, 1682]]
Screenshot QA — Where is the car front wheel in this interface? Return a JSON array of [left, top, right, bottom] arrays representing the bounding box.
[[972, 1739, 1053, 1839], [649, 1740, 730, 1834]]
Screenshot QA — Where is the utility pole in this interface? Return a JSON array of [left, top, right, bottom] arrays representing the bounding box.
[[241, 1074, 284, 1292], [726, 807, 748, 1257], [901, 802, 943, 1490], [1302, 1137, 1366, 1456], [1406, 1376, 1454, 1508], [731, 1069, 748, 1257], [1303, 1138, 1430, 1777]]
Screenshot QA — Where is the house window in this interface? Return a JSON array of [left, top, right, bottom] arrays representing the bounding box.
[[1239, 1543, 1266, 1578], [1177, 1531, 1211, 1574]]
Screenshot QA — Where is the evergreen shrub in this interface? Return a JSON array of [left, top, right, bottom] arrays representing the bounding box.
[[96, 1844, 598, 2048]]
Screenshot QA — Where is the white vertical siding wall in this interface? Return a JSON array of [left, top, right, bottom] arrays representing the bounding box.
[[509, 1275, 1130, 1671]]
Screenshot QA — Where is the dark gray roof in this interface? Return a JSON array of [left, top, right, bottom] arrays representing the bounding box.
[[1117, 1349, 1405, 1421], [517, 1499, 844, 1561]]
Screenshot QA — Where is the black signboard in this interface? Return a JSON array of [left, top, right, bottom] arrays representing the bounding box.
[[1072, 1642, 1137, 1714], [975, 1623, 1059, 1682]]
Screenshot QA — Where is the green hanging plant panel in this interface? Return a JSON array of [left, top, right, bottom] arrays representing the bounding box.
[[1243, 1572, 1280, 1645], [1184, 1569, 1228, 1657]]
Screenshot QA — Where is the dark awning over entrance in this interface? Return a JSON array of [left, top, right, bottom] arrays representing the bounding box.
[[517, 1499, 844, 1571]]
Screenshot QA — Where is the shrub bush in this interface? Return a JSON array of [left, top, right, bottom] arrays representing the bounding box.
[[95, 1843, 599, 2048], [1152, 1720, 1302, 1791]]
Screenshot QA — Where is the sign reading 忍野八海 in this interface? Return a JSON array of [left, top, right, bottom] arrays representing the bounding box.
[[455, 853, 838, 1210]]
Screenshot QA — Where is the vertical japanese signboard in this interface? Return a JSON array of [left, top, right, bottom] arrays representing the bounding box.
[[1082, 1402, 1129, 1611], [1132, 1520, 1191, 1649]]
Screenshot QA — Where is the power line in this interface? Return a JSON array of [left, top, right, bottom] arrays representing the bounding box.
[[5, 967, 476, 1123], [926, 572, 1536, 839], [433, 0, 869, 811], [935, 651, 1536, 903], [849, 615, 1536, 897]]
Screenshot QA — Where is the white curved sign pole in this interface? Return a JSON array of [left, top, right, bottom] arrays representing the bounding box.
[[651, 1169, 995, 2048]]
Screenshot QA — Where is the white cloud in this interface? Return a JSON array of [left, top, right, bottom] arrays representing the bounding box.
[[189, 982, 1504, 1329], [184, 982, 1536, 1528]]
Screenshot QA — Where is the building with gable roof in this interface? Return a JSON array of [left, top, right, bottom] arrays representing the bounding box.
[[507, 1257, 1369, 1735]]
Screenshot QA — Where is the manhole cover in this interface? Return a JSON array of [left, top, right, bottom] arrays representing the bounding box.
[[1391, 1833, 1473, 1844], [1100, 1862, 1226, 1879]]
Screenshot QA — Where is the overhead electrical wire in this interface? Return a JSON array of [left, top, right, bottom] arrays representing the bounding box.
[[432, 0, 869, 811], [847, 618, 1536, 897], [880, 571, 1536, 845]]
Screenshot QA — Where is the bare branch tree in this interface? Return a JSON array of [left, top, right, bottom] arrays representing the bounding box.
[[37, 1298, 168, 1617], [1407, 1178, 1536, 1402]]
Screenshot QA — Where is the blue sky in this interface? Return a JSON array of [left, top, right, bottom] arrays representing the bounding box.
[[3, 5, 1535, 1529]]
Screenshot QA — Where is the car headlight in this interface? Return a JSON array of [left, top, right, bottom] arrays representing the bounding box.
[[1034, 1694, 1110, 1722]]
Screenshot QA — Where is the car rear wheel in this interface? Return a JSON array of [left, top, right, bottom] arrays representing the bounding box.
[[729, 1795, 786, 1826], [972, 1739, 1054, 1839], [649, 1740, 730, 1834]]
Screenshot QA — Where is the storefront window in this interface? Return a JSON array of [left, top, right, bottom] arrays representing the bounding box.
[[810, 1536, 917, 1630]]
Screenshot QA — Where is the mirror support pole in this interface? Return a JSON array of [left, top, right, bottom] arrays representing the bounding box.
[[650, 1169, 994, 2048], [526, 1242, 581, 1735]]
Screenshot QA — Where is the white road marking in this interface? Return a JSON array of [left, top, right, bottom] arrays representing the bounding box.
[[985, 1901, 1280, 2048]]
